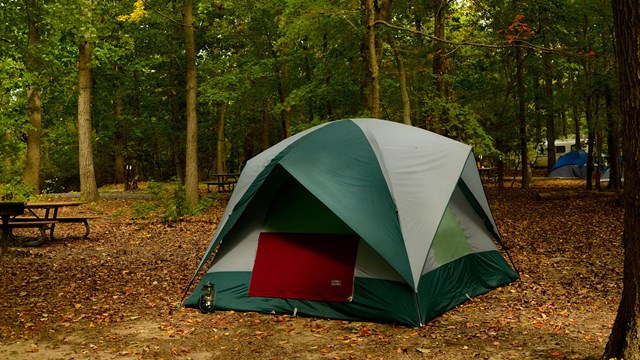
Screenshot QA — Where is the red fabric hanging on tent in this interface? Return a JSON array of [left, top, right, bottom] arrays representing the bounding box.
[[248, 232, 359, 302]]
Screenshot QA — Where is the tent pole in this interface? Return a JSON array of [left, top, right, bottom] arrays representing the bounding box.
[[413, 290, 423, 327]]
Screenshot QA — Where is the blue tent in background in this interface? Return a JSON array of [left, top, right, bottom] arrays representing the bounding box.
[[547, 150, 588, 178]]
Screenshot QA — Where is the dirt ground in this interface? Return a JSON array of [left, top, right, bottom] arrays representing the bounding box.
[[0, 179, 623, 359]]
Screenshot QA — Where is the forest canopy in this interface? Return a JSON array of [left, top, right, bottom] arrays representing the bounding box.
[[0, 0, 617, 193]]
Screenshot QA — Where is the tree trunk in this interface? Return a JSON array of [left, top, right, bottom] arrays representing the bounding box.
[[216, 104, 226, 174], [183, 0, 199, 208], [366, 0, 380, 119], [24, 88, 42, 192], [3, 131, 10, 180], [432, 0, 448, 98], [113, 66, 125, 184], [585, 94, 595, 190], [389, 34, 411, 125], [264, 27, 290, 139], [170, 24, 185, 185], [571, 72, 582, 149], [262, 101, 270, 151], [543, 47, 556, 172], [516, 43, 530, 189], [603, 1, 640, 358], [23, 0, 41, 193], [78, 29, 99, 201], [605, 85, 621, 191], [432, 0, 450, 134]]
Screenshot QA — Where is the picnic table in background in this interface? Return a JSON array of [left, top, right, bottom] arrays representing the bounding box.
[[203, 173, 240, 193], [1, 201, 100, 247], [478, 167, 498, 183]]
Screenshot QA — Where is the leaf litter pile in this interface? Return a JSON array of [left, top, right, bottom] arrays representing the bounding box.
[[0, 180, 623, 359]]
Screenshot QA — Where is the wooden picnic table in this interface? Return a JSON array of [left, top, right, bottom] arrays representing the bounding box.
[[204, 173, 240, 193], [2, 201, 99, 247], [478, 167, 498, 183]]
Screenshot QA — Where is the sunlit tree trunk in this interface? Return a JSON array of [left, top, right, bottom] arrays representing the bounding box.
[[23, 0, 41, 193], [78, 18, 99, 201], [183, 0, 199, 207], [603, 1, 640, 358]]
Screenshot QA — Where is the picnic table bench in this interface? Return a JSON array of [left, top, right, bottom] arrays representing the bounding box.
[[204, 173, 240, 193], [0, 201, 100, 247]]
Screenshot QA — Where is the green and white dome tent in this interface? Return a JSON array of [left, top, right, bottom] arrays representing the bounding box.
[[183, 118, 518, 326]]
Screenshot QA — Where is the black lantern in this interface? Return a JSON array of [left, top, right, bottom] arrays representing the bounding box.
[[198, 282, 215, 313]]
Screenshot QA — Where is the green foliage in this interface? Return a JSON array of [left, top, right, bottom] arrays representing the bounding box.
[[0, 0, 619, 189], [0, 181, 36, 201], [420, 97, 497, 157], [130, 200, 160, 220], [132, 181, 218, 224]]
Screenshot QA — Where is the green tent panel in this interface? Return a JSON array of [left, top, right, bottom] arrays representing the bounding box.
[[184, 118, 518, 326]]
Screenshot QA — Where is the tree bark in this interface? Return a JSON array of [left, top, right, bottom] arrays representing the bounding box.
[[605, 83, 622, 191], [78, 26, 99, 201], [515, 43, 530, 189], [366, 0, 380, 118], [570, 72, 582, 149], [23, 0, 41, 193], [264, 27, 290, 139], [543, 46, 556, 172], [432, 0, 448, 98], [3, 131, 11, 180], [603, 1, 640, 358], [113, 66, 125, 184], [183, 0, 199, 207], [585, 94, 595, 190], [262, 100, 270, 151], [216, 104, 226, 174], [389, 34, 411, 125]]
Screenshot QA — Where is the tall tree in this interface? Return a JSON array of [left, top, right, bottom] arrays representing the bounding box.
[[366, 0, 380, 118], [183, 0, 200, 207], [216, 104, 226, 173], [603, 0, 640, 358], [542, 44, 556, 172], [113, 65, 125, 185], [23, 0, 42, 193], [78, 0, 99, 201], [515, 42, 531, 189]]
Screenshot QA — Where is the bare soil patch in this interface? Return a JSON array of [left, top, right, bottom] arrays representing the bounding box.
[[0, 179, 622, 359]]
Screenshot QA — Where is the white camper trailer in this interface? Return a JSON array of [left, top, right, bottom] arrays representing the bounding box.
[[534, 136, 584, 168]]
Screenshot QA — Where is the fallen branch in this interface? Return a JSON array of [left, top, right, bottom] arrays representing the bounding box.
[[535, 190, 621, 201]]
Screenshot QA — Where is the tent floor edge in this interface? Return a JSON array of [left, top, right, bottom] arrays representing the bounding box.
[[184, 272, 422, 326], [418, 250, 519, 324]]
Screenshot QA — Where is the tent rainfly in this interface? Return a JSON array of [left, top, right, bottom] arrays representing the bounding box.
[[183, 118, 518, 326], [547, 150, 588, 178]]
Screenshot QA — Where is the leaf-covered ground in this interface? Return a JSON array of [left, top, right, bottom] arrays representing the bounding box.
[[0, 179, 623, 359]]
